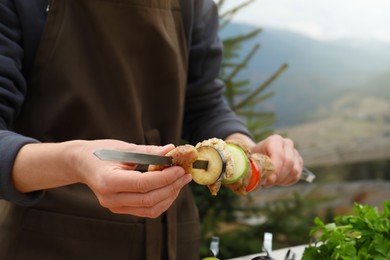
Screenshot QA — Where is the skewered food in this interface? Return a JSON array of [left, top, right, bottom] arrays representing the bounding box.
[[149, 138, 275, 196], [195, 138, 275, 195]]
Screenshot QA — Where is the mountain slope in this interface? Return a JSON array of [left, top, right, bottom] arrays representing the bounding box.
[[220, 23, 390, 127]]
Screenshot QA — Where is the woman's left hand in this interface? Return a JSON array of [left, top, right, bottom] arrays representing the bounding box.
[[251, 134, 303, 188]]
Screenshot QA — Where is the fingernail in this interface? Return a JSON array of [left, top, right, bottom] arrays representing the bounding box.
[[182, 174, 192, 185], [263, 174, 276, 188], [162, 144, 175, 149]]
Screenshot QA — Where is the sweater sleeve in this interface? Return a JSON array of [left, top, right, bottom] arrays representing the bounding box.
[[182, 0, 253, 144], [0, 0, 44, 206]]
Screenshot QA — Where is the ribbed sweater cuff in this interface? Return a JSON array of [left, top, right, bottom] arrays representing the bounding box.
[[0, 132, 44, 206]]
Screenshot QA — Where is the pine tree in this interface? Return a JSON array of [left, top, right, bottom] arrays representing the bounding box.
[[217, 0, 288, 140], [194, 1, 289, 257]]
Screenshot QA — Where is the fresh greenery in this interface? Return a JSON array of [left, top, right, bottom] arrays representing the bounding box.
[[198, 191, 332, 259], [302, 200, 390, 260]]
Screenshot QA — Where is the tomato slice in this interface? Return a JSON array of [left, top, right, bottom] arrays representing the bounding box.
[[246, 159, 261, 192]]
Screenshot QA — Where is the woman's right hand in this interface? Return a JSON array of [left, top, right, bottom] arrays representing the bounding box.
[[75, 140, 193, 218], [12, 139, 192, 218]]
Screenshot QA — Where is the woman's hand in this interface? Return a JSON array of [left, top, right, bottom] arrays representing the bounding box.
[[12, 139, 192, 218], [77, 140, 193, 218], [226, 133, 303, 188], [251, 135, 303, 187]]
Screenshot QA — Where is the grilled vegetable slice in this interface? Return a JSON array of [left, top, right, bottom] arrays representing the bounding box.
[[222, 143, 249, 184], [246, 159, 261, 192], [191, 146, 226, 185]]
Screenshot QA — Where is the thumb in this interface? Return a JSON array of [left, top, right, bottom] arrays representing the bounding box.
[[134, 144, 175, 155]]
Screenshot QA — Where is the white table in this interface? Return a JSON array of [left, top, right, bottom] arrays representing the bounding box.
[[226, 244, 308, 260]]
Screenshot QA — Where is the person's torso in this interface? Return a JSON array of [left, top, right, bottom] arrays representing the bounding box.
[[1, 1, 200, 259]]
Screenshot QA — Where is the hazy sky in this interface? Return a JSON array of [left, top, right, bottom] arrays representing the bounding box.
[[222, 0, 390, 43]]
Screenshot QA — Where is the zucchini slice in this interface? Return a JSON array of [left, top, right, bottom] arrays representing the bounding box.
[[222, 143, 249, 184], [191, 146, 226, 185]]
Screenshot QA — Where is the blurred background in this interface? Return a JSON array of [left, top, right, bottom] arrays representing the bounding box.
[[193, 1, 390, 258]]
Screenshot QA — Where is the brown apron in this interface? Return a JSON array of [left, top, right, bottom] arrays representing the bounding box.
[[0, 0, 200, 259]]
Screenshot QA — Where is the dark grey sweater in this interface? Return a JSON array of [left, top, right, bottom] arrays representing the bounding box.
[[0, 0, 252, 205]]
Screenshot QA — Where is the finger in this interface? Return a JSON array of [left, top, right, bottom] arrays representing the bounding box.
[[275, 142, 296, 185], [262, 173, 278, 188], [93, 166, 187, 194], [266, 137, 291, 170], [97, 173, 192, 209], [263, 138, 296, 187], [130, 144, 175, 156], [109, 194, 180, 218], [116, 162, 139, 171], [263, 138, 291, 185], [295, 149, 304, 176], [257, 135, 284, 155], [278, 150, 303, 186]]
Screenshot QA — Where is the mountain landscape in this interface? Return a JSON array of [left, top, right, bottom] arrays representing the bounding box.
[[220, 23, 390, 166], [220, 23, 390, 127]]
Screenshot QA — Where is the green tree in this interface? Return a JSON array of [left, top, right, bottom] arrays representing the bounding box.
[[218, 0, 288, 140], [193, 1, 289, 258]]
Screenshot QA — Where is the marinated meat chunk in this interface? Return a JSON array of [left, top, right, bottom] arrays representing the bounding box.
[[148, 144, 198, 174]]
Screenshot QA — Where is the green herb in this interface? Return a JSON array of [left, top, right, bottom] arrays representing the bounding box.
[[302, 200, 390, 260]]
